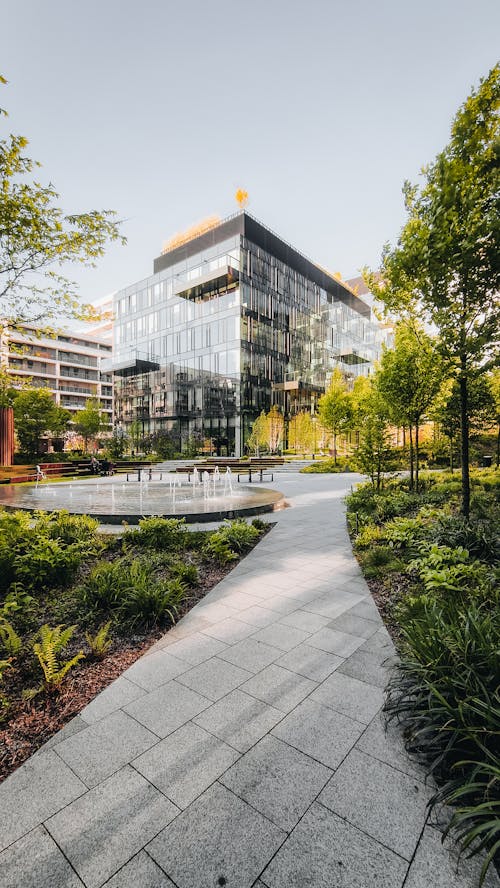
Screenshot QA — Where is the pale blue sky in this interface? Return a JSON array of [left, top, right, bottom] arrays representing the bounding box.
[[3, 0, 499, 303]]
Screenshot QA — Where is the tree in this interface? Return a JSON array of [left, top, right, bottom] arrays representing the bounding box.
[[376, 322, 444, 490], [73, 398, 107, 451], [247, 411, 268, 455], [434, 373, 497, 471], [266, 405, 284, 453], [13, 388, 69, 454], [0, 76, 125, 336], [366, 66, 500, 515], [288, 411, 315, 455], [318, 368, 352, 464], [350, 376, 392, 489]]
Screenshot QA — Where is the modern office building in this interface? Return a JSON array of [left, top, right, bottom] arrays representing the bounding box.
[[2, 327, 113, 426], [109, 212, 384, 456]]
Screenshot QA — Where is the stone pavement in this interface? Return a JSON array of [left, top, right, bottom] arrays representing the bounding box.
[[1, 473, 498, 888]]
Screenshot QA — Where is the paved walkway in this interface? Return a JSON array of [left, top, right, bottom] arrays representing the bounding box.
[[1, 473, 498, 888]]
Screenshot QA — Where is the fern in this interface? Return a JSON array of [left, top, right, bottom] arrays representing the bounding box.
[[0, 618, 22, 656], [32, 624, 85, 691], [85, 622, 113, 658]]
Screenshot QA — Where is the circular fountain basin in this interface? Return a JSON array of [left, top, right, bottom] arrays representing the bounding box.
[[0, 477, 285, 524]]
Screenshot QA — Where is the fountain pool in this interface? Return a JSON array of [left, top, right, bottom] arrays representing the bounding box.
[[0, 475, 285, 524]]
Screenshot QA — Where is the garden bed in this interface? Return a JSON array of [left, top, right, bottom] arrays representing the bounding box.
[[0, 512, 271, 780], [346, 468, 500, 884]]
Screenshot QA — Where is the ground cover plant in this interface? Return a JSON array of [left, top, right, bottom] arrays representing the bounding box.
[[346, 468, 500, 883], [0, 511, 269, 779]]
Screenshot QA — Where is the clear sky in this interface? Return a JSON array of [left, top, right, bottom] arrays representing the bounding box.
[[2, 0, 499, 304]]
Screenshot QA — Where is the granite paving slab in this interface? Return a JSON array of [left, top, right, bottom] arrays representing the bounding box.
[[102, 851, 176, 887], [241, 663, 317, 713], [310, 670, 384, 724], [275, 643, 344, 682], [217, 637, 283, 672], [146, 782, 286, 888], [80, 677, 145, 724], [194, 688, 284, 752], [271, 698, 364, 769], [55, 709, 158, 787], [261, 802, 408, 888], [46, 766, 178, 888], [175, 656, 254, 700], [404, 824, 500, 888], [124, 679, 211, 737], [0, 825, 85, 888], [133, 721, 239, 808], [220, 734, 332, 831], [319, 748, 434, 860], [0, 748, 86, 850]]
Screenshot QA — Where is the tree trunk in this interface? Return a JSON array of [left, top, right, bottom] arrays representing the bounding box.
[[408, 424, 414, 490], [496, 423, 499, 469], [333, 432, 337, 465], [459, 356, 470, 518], [415, 419, 420, 492], [450, 435, 454, 473]]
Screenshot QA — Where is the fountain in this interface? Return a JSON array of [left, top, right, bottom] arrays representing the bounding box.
[[0, 467, 284, 524]]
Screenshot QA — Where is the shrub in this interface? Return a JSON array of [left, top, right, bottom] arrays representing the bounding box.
[[13, 539, 83, 592], [118, 575, 186, 628], [359, 546, 404, 579], [432, 516, 499, 564], [128, 517, 187, 551], [42, 511, 101, 546], [79, 561, 130, 614], [353, 523, 386, 550], [217, 520, 260, 553], [203, 535, 238, 565], [301, 457, 351, 474]]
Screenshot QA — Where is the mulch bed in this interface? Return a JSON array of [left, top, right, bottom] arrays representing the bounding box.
[[0, 549, 249, 782]]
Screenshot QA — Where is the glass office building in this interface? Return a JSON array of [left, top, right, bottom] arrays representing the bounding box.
[[109, 212, 383, 456]]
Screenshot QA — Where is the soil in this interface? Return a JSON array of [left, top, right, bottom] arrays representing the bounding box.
[[0, 538, 263, 782]]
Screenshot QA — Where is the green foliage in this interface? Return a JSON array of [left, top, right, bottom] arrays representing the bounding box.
[[385, 595, 500, 883], [358, 546, 404, 579], [251, 518, 268, 532], [12, 537, 83, 592], [369, 66, 500, 517], [353, 523, 386, 550], [203, 535, 238, 565], [78, 557, 188, 629], [85, 622, 113, 659], [31, 624, 84, 692], [317, 368, 352, 464], [128, 517, 187, 552], [0, 88, 125, 335], [118, 574, 185, 629], [13, 388, 70, 455], [301, 457, 351, 473], [73, 398, 107, 448], [0, 617, 22, 656], [432, 516, 499, 564]]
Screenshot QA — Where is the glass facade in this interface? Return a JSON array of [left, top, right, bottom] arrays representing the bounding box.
[[110, 213, 383, 456]]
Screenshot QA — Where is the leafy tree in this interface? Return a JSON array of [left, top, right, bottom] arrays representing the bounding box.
[[376, 322, 444, 490], [13, 388, 69, 454], [366, 66, 500, 515], [434, 373, 497, 471], [150, 431, 177, 460], [247, 411, 269, 455], [318, 368, 352, 464], [73, 398, 107, 451], [0, 75, 125, 336], [288, 411, 315, 455], [266, 405, 284, 453], [0, 367, 17, 408], [350, 376, 392, 489], [106, 428, 128, 460]]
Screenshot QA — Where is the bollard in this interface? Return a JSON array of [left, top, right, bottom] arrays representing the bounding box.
[[126, 473, 129, 482]]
